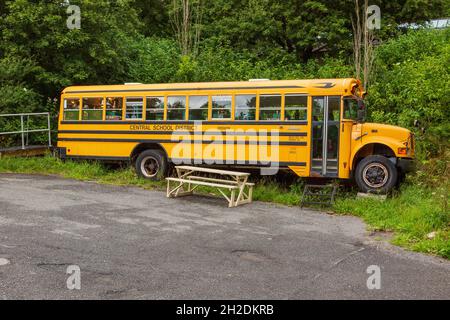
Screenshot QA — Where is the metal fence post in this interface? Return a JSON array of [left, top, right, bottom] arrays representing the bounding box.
[[47, 113, 52, 147], [20, 115, 25, 149]]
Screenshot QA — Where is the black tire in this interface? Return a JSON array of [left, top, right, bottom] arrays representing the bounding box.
[[355, 155, 398, 193], [135, 149, 168, 180]]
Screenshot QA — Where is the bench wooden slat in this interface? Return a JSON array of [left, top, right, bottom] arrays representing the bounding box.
[[175, 165, 250, 177], [174, 175, 255, 186], [166, 177, 238, 189], [186, 175, 240, 185]]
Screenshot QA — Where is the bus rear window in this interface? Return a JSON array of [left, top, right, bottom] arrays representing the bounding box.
[[63, 98, 80, 121]]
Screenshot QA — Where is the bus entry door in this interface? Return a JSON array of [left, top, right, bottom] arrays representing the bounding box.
[[311, 96, 340, 177]]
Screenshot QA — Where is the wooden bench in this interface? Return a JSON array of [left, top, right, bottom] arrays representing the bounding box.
[[166, 166, 254, 207]]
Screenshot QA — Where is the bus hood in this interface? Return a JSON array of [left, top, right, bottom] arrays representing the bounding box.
[[360, 122, 414, 157], [362, 123, 411, 139]]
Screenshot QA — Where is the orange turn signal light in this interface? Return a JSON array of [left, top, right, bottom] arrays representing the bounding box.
[[398, 147, 407, 155]]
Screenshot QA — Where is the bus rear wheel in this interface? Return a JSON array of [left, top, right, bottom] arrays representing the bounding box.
[[135, 149, 168, 180], [355, 155, 397, 193]]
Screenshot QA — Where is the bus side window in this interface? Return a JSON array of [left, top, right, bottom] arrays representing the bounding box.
[[188, 96, 209, 121], [211, 96, 232, 119], [63, 98, 80, 121], [126, 97, 143, 120], [146, 97, 164, 121], [235, 95, 256, 120], [82, 97, 104, 120], [167, 96, 186, 120], [285, 95, 307, 121], [106, 97, 123, 121], [260, 95, 281, 121]]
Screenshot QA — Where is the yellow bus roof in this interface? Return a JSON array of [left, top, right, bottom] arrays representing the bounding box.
[[62, 78, 361, 95]]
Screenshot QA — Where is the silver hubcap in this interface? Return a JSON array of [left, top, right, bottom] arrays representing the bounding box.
[[362, 163, 389, 188], [141, 156, 159, 178]]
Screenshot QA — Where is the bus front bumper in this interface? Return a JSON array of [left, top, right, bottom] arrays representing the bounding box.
[[397, 158, 415, 173]]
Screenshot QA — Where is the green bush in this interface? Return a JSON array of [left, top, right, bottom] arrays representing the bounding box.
[[368, 28, 450, 159]]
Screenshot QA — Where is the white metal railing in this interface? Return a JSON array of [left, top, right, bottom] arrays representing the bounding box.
[[0, 112, 52, 149]]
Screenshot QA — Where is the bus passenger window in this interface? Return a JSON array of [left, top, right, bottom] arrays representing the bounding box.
[[260, 95, 281, 120], [126, 97, 143, 120], [212, 96, 232, 119], [106, 97, 123, 120], [235, 95, 256, 120], [146, 97, 164, 121], [82, 97, 104, 120], [63, 98, 80, 120], [167, 96, 186, 120], [285, 95, 307, 121], [188, 96, 208, 120]]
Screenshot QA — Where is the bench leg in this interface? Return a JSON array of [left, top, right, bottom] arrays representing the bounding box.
[[167, 181, 186, 198], [229, 189, 236, 208], [234, 177, 248, 206], [234, 184, 253, 206]]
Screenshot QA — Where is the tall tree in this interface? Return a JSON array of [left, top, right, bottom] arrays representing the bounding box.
[[200, 0, 447, 64], [170, 0, 203, 56], [134, 0, 171, 37], [0, 0, 141, 102]]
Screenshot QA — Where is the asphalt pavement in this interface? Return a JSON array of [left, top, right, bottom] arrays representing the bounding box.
[[0, 173, 448, 299]]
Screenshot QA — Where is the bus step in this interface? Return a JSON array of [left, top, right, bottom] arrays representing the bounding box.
[[300, 184, 338, 208]]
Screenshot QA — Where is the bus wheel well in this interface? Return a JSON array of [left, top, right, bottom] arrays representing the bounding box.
[[131, 143, 168, 164], [352, 143, 395, 171]]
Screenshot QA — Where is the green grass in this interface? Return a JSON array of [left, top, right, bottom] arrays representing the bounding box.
[[0, 155, 165, 189], [334, 186, 449, 259], [0, 155, 448, 259]]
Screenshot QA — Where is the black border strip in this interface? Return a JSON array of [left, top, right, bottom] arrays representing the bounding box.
[[57, 138, 307, 146], [64, 85, 305, 94], [60, 120, 308, 125], [170, 158, 307, 167], [64, 155, 306, 167], [58, 130, 308, 137], [66, 155, 130, 161]]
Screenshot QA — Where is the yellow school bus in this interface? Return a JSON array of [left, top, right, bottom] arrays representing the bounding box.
[[57, 78, 414, 192]]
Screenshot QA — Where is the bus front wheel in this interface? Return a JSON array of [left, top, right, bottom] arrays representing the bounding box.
[[355, 155, 398, 193], [135, 149, 168, 180]]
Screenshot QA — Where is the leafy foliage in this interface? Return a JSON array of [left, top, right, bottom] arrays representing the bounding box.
[[368, 29, 450, 158], [0, 0, 447, 159]]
